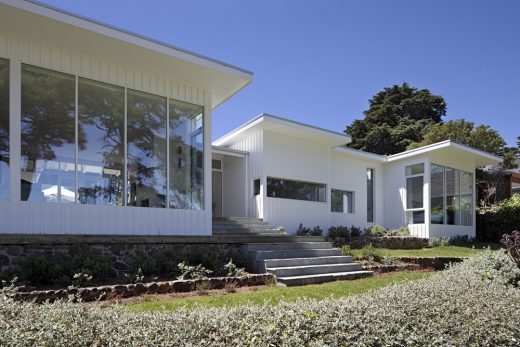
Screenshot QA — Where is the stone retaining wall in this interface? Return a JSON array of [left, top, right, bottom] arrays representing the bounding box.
[[12, 274, 275, 303], [330, 236, 429, 249]]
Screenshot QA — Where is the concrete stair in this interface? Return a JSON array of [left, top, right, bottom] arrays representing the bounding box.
[[212, 217, 287, 236], [242, 241, 372, 286]]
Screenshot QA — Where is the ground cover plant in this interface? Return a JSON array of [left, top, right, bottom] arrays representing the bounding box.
[[1, 250, 519, 346], [350, 243, 500, 259]]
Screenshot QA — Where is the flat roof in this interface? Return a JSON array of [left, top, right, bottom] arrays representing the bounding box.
[[214, 113, 352, 147]]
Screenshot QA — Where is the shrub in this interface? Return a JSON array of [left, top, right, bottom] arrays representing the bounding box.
[[350, 225, 362, 237], [1, 251, 520, 346], [295, 223, 311, 236], [386, 226, 410, 237], [358, 243, 385, 263], [177, 262, 212, 280], [477, 195, 520, 242], [328, 226, 350, 239], [223, 260, 248, 277], [341, 245, 353, 257], [501, 230, 520, 268], [365, 224, 386, 237], [310, 226, 323, 236]]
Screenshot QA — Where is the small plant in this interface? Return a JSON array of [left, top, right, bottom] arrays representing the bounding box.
[[366, 225, 386, 237], [71, 271, 93, 288], [387, 226, 410, 237], [359, 243, 385, 263], [310, 226, 323, 236], [350, 225, 362, 237], [124, 267, 145, 284], [501, 230, 520, 268], [224, 281, 238, 293], [177, 262, 212, 280], [341, 245, 354, 257], [223, 259, 248, 277], [195, 281, 211, 295], [296, 223, 312, 236], [328, 226, 350, 239]]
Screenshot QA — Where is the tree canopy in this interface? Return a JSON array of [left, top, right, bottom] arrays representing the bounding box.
[[345, 83, 446, 155]]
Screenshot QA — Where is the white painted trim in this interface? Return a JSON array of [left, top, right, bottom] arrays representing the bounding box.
[[9, 58, 21, 203], [211, 146, 248, 158]]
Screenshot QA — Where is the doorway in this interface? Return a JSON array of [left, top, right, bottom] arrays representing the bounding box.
[[212, 169, 223, 217]]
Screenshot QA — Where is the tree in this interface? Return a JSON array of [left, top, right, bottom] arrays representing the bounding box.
[[408, 119, 506, 154], [346, 83, 446, 155]]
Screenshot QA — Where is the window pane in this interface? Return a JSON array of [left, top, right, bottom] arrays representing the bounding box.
[[0, 59, 8, 201], [331, 189, 354, 213], [430, 164, 445, 224], [127, 90, 167, 208], [405, 163, 424, 176], [21, 65, 76, 203], [77, 78, 125, 205], [253, 179, 260, 196], [367, 168, 374, 222], [212, 159, 221, 170], [267, 177, 326, 202], [446, 167, 460, 225], [406, 176, 423, 209], [169, 100, 204, 210], [460, 171, 473, 226]]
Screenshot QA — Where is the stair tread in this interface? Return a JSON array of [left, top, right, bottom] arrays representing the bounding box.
[[277, 270, 373, 280], [253, 248, 339, 253], [266, 263, 358, 271], [265, 255, 349, 262]]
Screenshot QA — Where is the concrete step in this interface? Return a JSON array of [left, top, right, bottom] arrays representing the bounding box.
[[213, 217, 264, 223], [251, 248, 342, 261], [276, 271, 373, 287], [267, 262, 363, 277], [242, 242, 334, 252], [213, 228, 286, 235], [212, 223, 270, 229], [264, 255, 353, 268]]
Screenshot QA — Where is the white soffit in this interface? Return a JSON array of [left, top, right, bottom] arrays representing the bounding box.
[[0, 0, 253, 108]]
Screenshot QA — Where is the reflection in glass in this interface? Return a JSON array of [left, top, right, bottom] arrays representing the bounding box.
[[406, 176, 423, 209], [331, 189, 354, 213], [430, 164, 445, 224], [21, 65, 76, 203], [267, 177, 326, 202], [460, 171, 473, 226], [127, 89, 167, 208], [0, 59, 9, 200], [169, 100, 204, 209], [78, 78, 125, 205], [446, 167, 460, 225]]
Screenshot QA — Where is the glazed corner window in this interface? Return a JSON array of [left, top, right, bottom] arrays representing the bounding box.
[[253, 179, 260, 196], [267, 177, 326, 202], [405, 163, 424, 224], [169, 99, 204, 210], [331, 189, 354, 213], [21, 65, 76, 203], [367, 168, 374, 222], [0, 58, 9, 201]]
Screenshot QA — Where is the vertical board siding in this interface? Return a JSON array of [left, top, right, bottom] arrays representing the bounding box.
[[0, 34, 211, 236]]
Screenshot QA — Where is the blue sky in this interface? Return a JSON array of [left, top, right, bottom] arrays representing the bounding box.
[[41, 0, 520, 146]]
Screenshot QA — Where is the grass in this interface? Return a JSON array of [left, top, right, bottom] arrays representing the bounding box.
[[127, 271, 431, 312], [350, 243, 501, 259]]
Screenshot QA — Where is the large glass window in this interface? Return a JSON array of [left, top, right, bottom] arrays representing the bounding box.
[[331, 189, 354, 213], [446, 167, 460, 225], [267, 177, 326, 202], [430, 164, 445, 224], [0, 59, 8, 201], [367, 168, 374, 222], [460, 171, 473, 226], [405, 163, 424, 224], [21, 65, 76, 203], [77, 78, 125, 205], [168, 99, 204, 210], [127, 90, 167, 208]]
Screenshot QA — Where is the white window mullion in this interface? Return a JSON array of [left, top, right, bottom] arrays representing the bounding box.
[[166, 98, 170, 209], [123, 87, 127, 206]]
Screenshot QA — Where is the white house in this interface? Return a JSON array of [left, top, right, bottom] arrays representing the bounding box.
[[213, 114, 501, 239], [0, 0, 501, 239]]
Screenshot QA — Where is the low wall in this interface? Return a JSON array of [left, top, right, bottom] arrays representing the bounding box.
[[330, 236, 429, 249]]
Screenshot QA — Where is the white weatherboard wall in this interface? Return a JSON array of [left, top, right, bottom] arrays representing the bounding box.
[[0, 32, 213, 235], [221, 155, 246, 218]]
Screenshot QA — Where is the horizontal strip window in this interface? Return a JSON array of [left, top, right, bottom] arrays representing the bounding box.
[[267, 177, 326, 202], [331, 189, 354, 213], [20, 64, 204, 210]]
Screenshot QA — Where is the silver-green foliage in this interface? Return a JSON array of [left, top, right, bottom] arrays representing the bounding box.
[[1, 251, 520, 346]]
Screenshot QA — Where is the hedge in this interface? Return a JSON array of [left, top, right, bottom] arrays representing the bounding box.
[[0, 250, 519, 346], [477, 195, 520, 242]]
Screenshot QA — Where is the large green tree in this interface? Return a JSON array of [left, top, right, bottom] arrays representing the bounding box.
[[346, 83, 447, 155]]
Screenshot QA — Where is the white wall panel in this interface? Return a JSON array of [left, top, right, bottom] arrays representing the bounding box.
[[0, 33, 212, 236]]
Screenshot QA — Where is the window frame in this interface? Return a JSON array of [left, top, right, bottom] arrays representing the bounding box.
[[404, 163, 425, 225], [331, 189, 354, 214]]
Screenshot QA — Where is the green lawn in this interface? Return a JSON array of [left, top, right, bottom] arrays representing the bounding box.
[[350, 243, 501, 259], [128, 271, 431, 312]]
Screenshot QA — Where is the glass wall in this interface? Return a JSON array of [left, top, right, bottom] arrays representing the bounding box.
[[367, 168, 374, 222], [406, 176, 423, 209], [267, 177, 326, 202], [430, 163, 473, 226], [0, 59, 8, 200], [21, 65, 76, 203], [127, 90, 167, 208], [78, 78, 125, 205], [169, 99, 204, 209], [430, 164, 445, 224], [331, 189, 354, 213]]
